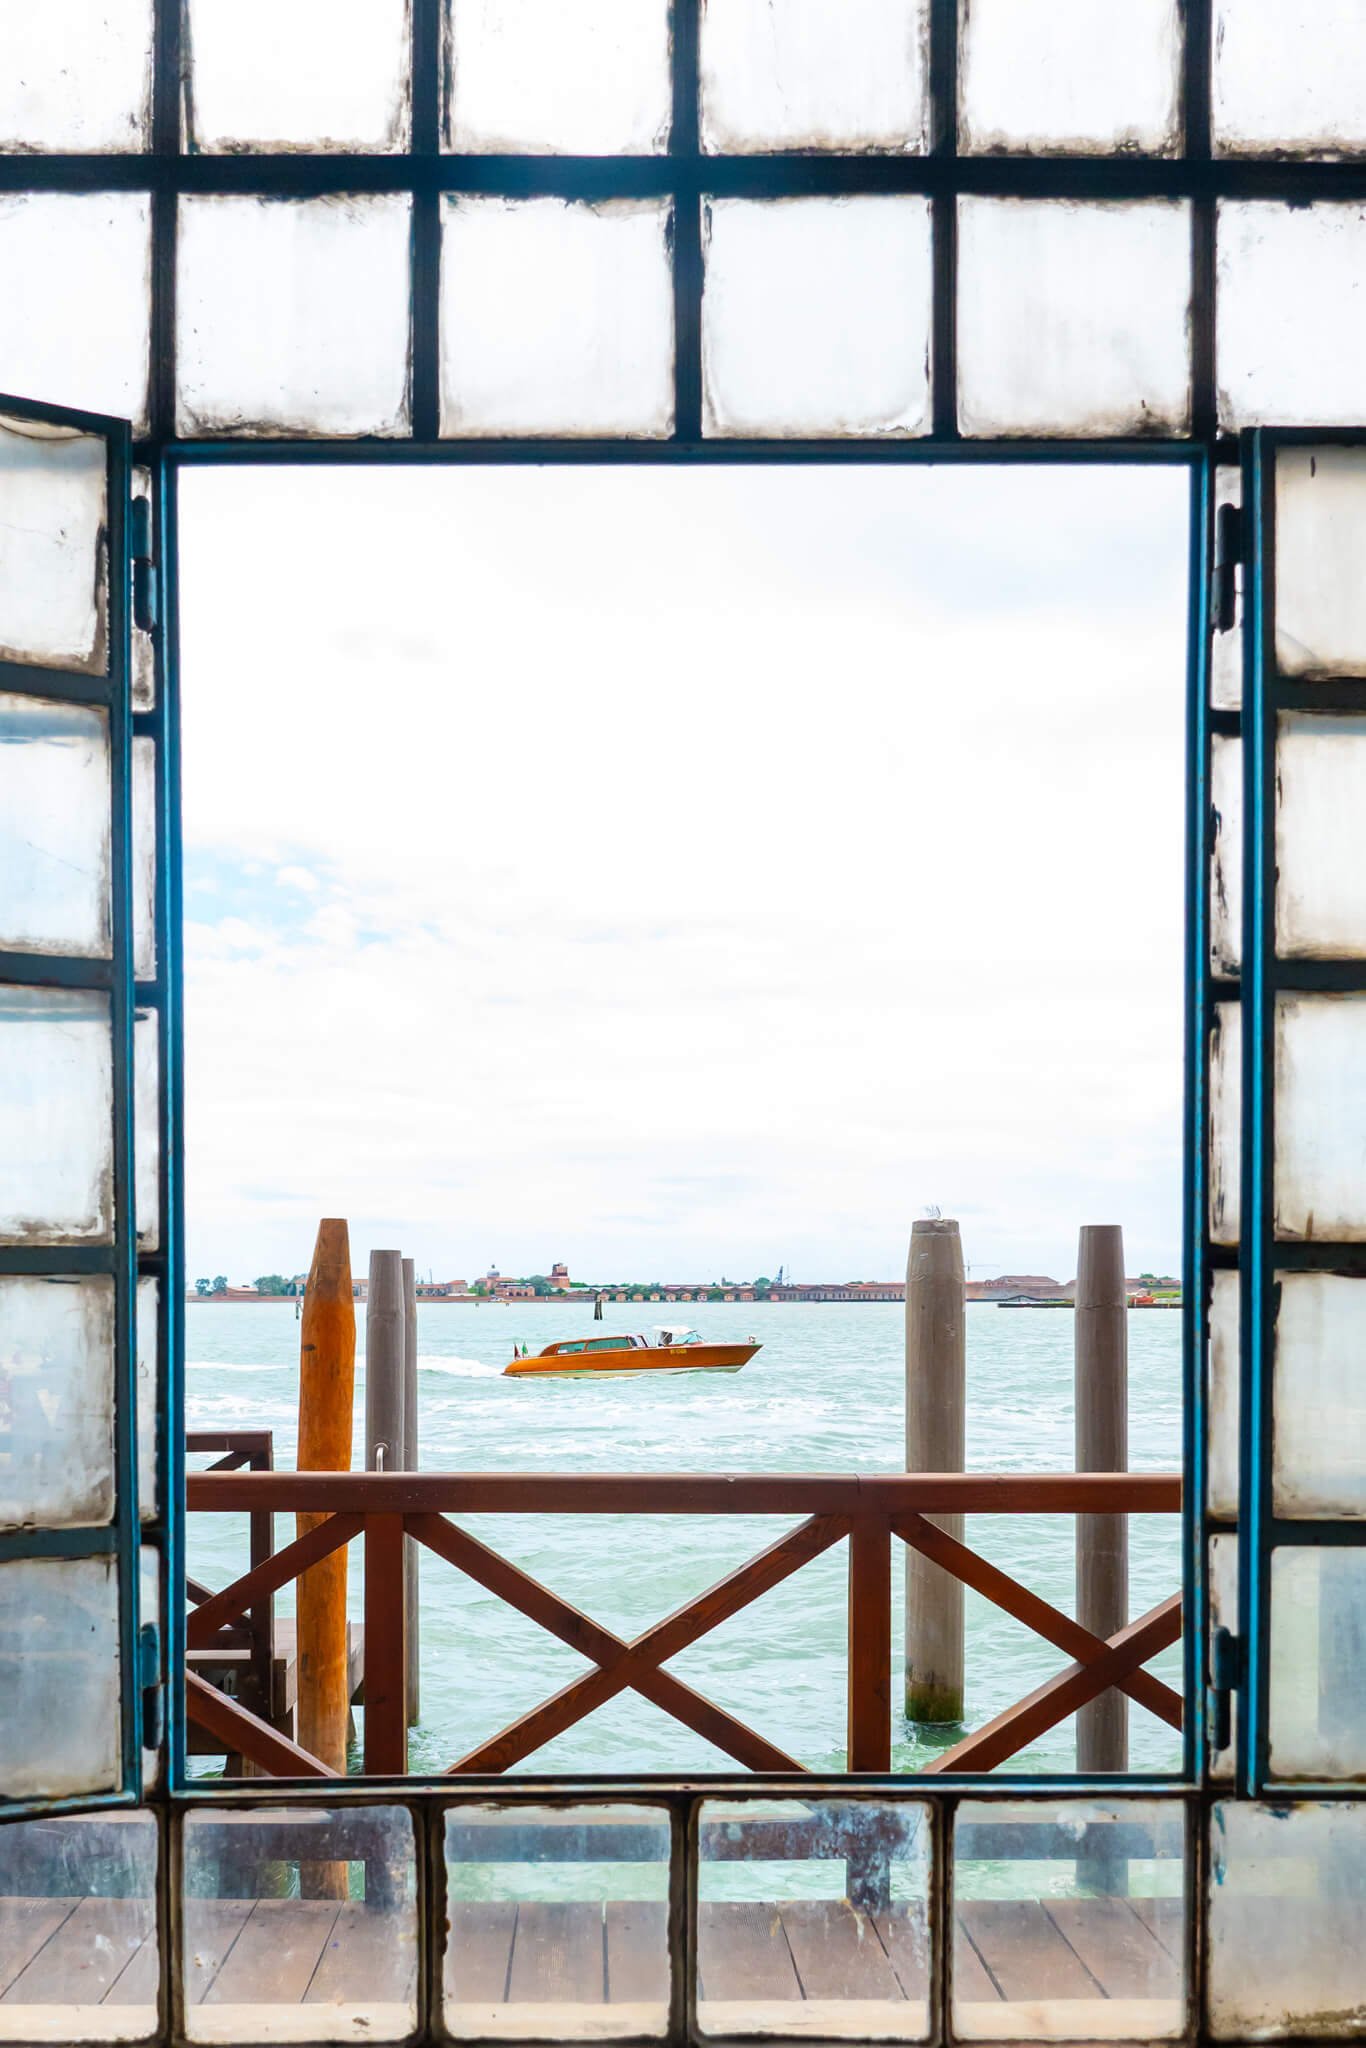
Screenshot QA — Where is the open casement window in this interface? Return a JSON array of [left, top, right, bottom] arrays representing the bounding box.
[[1223, 429, 1366, 1796], [0, 391, 155, 1815]]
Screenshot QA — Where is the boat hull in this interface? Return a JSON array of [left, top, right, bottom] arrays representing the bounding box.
[[503, 1342, 759, 1379]]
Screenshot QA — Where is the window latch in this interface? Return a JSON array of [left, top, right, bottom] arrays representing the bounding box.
[[139, 1619, 164, 1753], [1210, 501, 1242, 635], [1208, 1624, 1243, 1752], [131, 496, 158, 636]]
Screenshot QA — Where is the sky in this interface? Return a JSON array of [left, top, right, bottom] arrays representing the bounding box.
[[178, 462, 1189, 1288]]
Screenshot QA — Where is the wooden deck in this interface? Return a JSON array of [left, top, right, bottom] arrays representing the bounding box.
[[0, 1890, 1184, 2041], [186, 1619, 366, 1758]]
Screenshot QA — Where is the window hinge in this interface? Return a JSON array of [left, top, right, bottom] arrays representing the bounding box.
[[1210, 502, 1242, 635], [138, 1619, 164, 1752], [130, 495, 158, 636], [1208, 1624, 1244, 1752]]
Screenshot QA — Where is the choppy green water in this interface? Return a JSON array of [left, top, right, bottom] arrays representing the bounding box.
[[186, 1299, 1182, 1778]]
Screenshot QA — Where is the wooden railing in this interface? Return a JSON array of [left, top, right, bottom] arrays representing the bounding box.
[[184, 1470, 1182, 1779]]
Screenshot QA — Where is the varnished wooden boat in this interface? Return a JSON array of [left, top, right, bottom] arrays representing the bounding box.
[[503, 1329, 759, 1378]]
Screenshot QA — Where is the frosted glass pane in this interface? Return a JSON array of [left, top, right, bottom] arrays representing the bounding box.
[[957, 199, 1191, 438], [1211, 467, 1243, 712], [952, 1800, 1184, 2041], [447, 1805, 669, 2039], [1276, 716, 1366, 957], [702, 197, 932, 438], [0, 1555, 120, 1798], [1208, 1267, 1239, 1519], [1275, 993, 1366, 1241], [0, 988, 113, 1246], [177, 195, 413, 438], [1270, 1548, 1366, 1779], [137, 1276, 157, 1522], [0, 1275, 114, 1529], [441, 198, 673, 438], [0, 2, 152, 152], [1214, 0, 1366, 157], [0, 696, 110, 958], [960, 0, 1181, 156], [1210, 731, 1241, 978], [0, 418, 107, 675], [0, 196, 150, 434], [1209, 1534, 1238, 1780], [185, 1806, 416, 2039], [132, 735, 156, 981], [1209, 1801, 1366, 2039], [1219, 204, 1366, 430], [1274, 1273, 1366, 1516], [186, 0, 410, 152], [447, 0, 670, 153], [0, 1810, 158, 2040], [134, 1008, 158, 1253], [1275, 448, 1366, 680], [1209, 1001, 1241, 1247], [701, 0, 927, 153]]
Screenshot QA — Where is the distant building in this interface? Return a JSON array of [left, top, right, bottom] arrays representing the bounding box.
[[965, 1274, 1066, 1302], [417, 1280, 469, 1299], [549, 1261, 571, 1291]]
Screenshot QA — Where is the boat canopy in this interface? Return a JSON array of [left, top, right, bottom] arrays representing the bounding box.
[[652, 1325, 702, 1347]]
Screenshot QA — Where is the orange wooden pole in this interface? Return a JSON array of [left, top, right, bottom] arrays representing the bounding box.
[[296, 1220, 356, 1782]]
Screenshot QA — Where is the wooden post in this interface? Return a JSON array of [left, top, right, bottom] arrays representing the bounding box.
[[365, 1251, 405, 1477], [1075, 1223, 1129, 1776], [402, 1256, 420, 1729], [363, 1513, 408, 1774], [296, 1220, 356, 1897], [847, 1515, 892, 1771], [905, 1218, 965, 1723]]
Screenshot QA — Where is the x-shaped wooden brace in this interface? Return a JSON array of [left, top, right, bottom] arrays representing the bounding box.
[[894, 1513, 1182, 1774], [406, 1510, 850, 1773]]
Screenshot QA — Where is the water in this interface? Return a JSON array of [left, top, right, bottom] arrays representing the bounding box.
[[186, 1299, 1182, 1778]]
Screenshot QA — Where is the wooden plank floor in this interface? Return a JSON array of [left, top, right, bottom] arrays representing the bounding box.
[[0, 1890, 1181, 2031]]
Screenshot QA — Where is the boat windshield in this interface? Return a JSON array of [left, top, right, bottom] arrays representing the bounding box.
[[653, 1325, 701, 1347]]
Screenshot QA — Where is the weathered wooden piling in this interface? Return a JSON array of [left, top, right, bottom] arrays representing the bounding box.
[[296, 1220, 356, 1893], [1075, 1223, 1128, 1774], [905, 1217, 966, 1723], [365, 1250, 405, 1476], [402, 1255, 420, 1728]]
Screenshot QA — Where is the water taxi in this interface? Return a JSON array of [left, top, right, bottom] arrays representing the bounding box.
[[503, 1326, 759, 1378]]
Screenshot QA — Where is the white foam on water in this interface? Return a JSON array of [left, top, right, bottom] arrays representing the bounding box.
[[186, 1360, 288, 1373], [418, 1355, 502, 1380]]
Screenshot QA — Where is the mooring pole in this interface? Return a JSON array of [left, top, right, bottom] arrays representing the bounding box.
[[365, 1250, 405, 1476], [402, 1256, 420, 1729], [905, 1217, 966, 1723], [1075, 1223, 1129, 1775], [296, 1220, 356, 1892]]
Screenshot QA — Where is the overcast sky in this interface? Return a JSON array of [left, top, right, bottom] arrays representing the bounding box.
[[179, 462, 1188, 1287]]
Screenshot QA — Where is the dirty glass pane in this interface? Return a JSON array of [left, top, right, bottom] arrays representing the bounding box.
[[134, 1008, 158, 1253], [440, 198, 673, 438], [444, 1804, 670, 2039], [0, 2, 152, 152], [1214, 0, 1366, 157], [137, 1275, 158, 1522], [0, 1808, 158, 2039], [130, 469, 154, 713], [1275, 447, 1366, 680], [185, 0, 410, 152], [1209, 1001, 1241, 1248], [1211, 466, 1243, 711], [1209, 1800, 1366, 2037], [957, 199, 1191, 438], [140, 1546, 161, 1791], [177, 194, 413, 439], [1274, 1273, 1366, 1517], [700, 0, 928, 154], [1208, 1267, 1239, 1520], [0, 417, 107, 675], [1270, 1549, 1366, 1778], [1276, 716, 1366, 957], [0, 196, 150, 435], [447, 0, 670, 153], [959, 0, 1181, 155], [697, 1800, 929, 2040], [0, 696, 110, 959], [0, 1275, 115, 1530], [1218, 204, 1366, 429], [702, 197, 932, 438], [1210, 732, 1241, 978], [1274, 993, 1366, 1241], [1209, 1535, 1238, 1781], [0, 1555, 120, 1799], [183, 1806, 416, 2040], [132, 735, 156, 981], [952, 1801, 1184, 2040], [0, 987, 113, 1246]]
